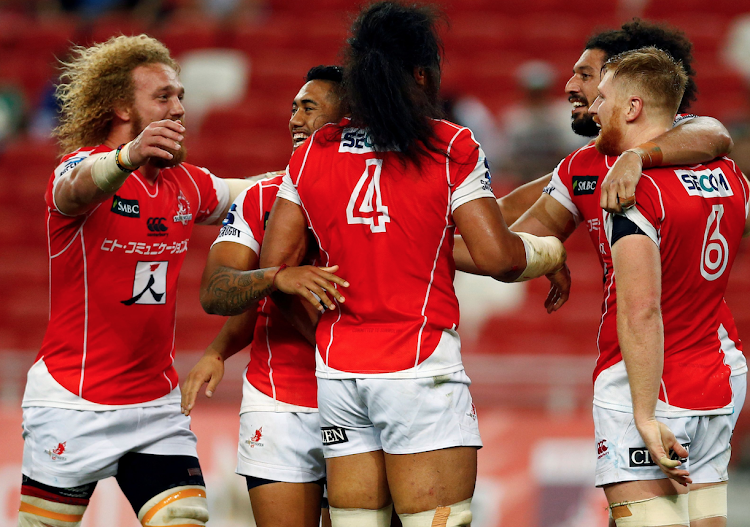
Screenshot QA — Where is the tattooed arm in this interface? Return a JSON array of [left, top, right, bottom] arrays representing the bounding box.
[[200, 237, 349, 317]]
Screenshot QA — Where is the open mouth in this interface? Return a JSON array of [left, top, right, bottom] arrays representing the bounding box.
[[292, 132, 309, 147]]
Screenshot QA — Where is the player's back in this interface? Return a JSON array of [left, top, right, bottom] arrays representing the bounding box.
[[287, 119, 490, 376]]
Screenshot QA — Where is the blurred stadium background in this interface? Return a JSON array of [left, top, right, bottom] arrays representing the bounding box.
[[1, 0, 750, 525]]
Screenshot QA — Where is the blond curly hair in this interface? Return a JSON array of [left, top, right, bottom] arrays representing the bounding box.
[[54, 34, 179, 155]]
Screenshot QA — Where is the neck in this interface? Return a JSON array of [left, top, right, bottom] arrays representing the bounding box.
[[619, 115, 673, 153]]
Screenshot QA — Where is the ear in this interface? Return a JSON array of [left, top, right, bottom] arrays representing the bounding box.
[[414, 67, 426, 86], [113, 101, 132, 122], [624, 96, 643, 122]]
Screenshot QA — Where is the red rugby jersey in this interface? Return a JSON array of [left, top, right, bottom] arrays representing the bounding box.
[[547, 143, 747, 415], [27, 145, 227, 407], [213, 176, 317, 408], [278, 119, 494, 377]]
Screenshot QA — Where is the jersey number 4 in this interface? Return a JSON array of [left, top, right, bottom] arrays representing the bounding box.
[[346, 158, 390, 233], [701, 204, 729, 281]]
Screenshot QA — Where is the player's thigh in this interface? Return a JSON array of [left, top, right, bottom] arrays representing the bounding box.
[[604, 479, 689, 527], [18, 475, 96, 527], [384, 446, 477, 515], [365, 372, 480, 512], [248, 480, 324, 527], [326, 450, 391, 510], [115, 451, 207, 523]]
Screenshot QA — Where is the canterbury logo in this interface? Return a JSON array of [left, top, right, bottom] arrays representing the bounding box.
[[147, 217, 168, 233]]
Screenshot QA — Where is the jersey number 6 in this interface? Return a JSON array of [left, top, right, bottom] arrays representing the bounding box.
[[701, 204, 729, 282], [346, 158, 391, 233]]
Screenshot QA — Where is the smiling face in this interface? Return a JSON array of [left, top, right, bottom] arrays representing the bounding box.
[[129, 63, 187, 167], [564, 48, 607, 137], [289, 79, 342, 151]]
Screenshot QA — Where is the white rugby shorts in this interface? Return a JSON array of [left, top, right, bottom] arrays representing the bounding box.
[[237, 410, 325, 483], [317, 370, 482, 458], [593, 406, 732, 487], [21, 404, 198, 488]]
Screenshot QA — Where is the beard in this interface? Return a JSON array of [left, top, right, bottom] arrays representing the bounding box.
[[595, 119, 625, 156], [571, 112, 600, 137], [132, 111, 187, 168]]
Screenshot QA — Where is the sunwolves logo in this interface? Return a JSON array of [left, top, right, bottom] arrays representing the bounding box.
[[572, 176, 598, 195], [45, 441, 67, 461], [321, 426, 349, 445], [246, 427, 264, 448], [629, 443, 689, 467], [111, 195, 140, 218]]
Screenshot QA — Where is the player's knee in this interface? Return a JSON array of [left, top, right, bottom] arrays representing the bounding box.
[[398, 498, 472, 527], [609, 494, 688, 527], [689, 484, 727, 522], [328, 504, 393, 527], [18, 496, 87, 527], [137, 485, 209, 527]]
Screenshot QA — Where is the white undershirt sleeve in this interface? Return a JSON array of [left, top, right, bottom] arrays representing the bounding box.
[[277, 170, 301, 205]]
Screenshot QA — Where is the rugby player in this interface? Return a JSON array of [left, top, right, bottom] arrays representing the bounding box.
[[593, 46, 747, 527], [18, 35, 252, 527], [258, 3, 567, 527], [181, 65, 347, 527]]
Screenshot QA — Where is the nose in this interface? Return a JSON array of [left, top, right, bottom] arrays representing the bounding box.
[[589, 96, 601, 115], [565, 74, 579, 95], [289, 107, 304, 128], [170, 96, 185, 119]]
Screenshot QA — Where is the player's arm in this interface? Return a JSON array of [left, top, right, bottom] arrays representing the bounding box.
[[600, 116, 734, 212], [453, 196, 566, 284], [497, 173, 552, 226], [258, 197, 348, 312], [53, 119, 185, 216], [611, 226, 690, 485], [454, 181, 570, 274], [181, 309, 257, 416]]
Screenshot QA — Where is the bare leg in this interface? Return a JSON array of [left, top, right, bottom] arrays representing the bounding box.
[[604, 479, 688, 527], [384, 446, 477, 515], [249, 482, 323, 527], [326, 450, 391, 509]]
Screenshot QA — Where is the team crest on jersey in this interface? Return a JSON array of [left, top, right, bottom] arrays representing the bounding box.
[[572, 176, 598, 195], [111, 195, 140, 218], [676, 168, 734, 198], [629, 443, 689, 467], [173, 191, 193, 225], [321, 426, 349, 445], [122, 261, 168, 305]]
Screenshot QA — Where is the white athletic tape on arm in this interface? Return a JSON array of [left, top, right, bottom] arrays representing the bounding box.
[[610, 494, 688, 527], [90, 149, 132, 193], [398, 498, 472, 527], [329, 504, 393, 527], [137, 485, 209, 526], [18, 495, 86, 527], [514, 232, 566, 282], [688, 484, 727, 521]]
